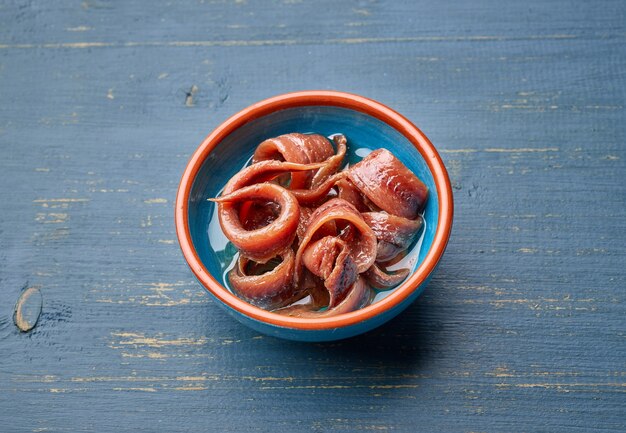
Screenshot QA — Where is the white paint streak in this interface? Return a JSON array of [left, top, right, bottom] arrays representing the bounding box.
[[66, 26, 93, 32], [144, 198, 168, 204], [33, 198, 89, 203], [0, 34, 581, 51]]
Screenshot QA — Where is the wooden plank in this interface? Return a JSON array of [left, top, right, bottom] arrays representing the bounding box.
[[0, 1, 624, 432]]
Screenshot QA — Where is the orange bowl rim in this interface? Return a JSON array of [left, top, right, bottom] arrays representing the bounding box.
[[175, 90, 453, 331]]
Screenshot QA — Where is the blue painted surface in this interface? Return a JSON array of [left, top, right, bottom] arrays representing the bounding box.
[[1, 1, 625, 432]]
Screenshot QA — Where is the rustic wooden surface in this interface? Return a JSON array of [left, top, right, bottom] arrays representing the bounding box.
[[1, 1, 624, 432]]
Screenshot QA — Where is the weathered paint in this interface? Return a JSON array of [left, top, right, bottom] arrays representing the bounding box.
[[0, 0, 624, 432]]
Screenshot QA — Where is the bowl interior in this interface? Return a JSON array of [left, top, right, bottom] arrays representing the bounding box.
[[188, 105, 439, 297]]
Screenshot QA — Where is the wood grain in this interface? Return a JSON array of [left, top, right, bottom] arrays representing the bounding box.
[[1, 1, 624, 432]]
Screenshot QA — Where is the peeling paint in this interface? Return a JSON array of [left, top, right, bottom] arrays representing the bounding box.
[[110, 332, 208, 348]]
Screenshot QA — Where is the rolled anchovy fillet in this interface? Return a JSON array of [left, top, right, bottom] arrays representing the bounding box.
[[213, 183, 300, 263], [362, 212, 423, 262], [294, 198, 377, 284], [253, 133, 340, 190], [302, 236, 358, 308], [363, 264, 410, 290], [347, 148, 429, 219], [274, 276, 372, 318], [229, 249, 301, 310]]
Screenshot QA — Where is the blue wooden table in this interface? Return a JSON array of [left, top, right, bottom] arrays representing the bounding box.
[[1, 1, 624, 432]]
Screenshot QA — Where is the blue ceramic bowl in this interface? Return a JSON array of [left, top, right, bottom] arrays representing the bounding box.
[[175, 91, 453, 341]]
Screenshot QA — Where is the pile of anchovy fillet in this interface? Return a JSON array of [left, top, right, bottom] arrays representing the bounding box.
[[211, 133, 429, 317]]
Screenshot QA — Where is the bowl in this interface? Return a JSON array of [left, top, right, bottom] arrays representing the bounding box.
[[175, 90, 453, 341]]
